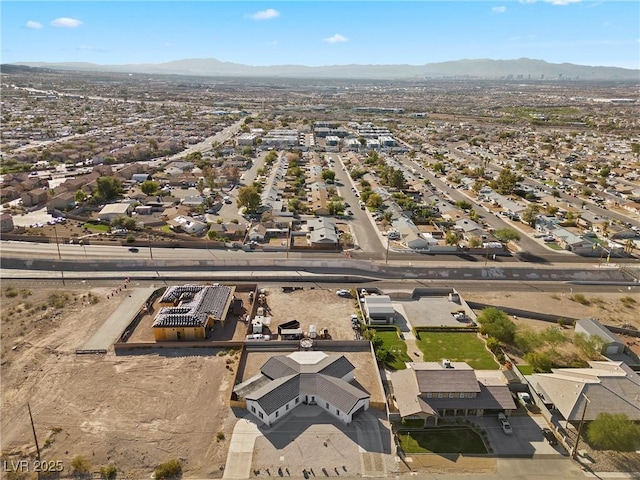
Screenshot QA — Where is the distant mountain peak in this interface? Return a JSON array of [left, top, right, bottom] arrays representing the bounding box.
[[7, 57, 639, 81]]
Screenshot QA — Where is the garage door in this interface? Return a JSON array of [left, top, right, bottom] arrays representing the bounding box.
[[605, 344, 620, 355]]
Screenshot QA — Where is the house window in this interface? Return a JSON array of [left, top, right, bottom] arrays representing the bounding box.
[[259, 412, 263, 419], [426, 392, 432, 398], [336, 409, 340, 415], [326, 403, 330, 409], [275, 411, 279, 418], [449, 392, 454, 398], [286, 404, 289, 411], [295, 398, 299, 404], [438, 392, 443, 398], [251, 406, 256, 413]]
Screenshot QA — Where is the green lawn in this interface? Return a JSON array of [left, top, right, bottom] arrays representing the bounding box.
[[83, 222, 110, 232], [399, 426, 487, 454], [517, 365, 534, 375], [373, 330, 412, 370], [546, 242, 564, 250], [415, 332, 498, 370]]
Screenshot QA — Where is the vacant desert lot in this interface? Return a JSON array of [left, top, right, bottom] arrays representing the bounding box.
[[0, 285, 239, 479]]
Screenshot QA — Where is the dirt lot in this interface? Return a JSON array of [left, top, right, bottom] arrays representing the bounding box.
[[260, 287, 359, 340], [459, 290, 640, 330], [0, 284, 238, 479]]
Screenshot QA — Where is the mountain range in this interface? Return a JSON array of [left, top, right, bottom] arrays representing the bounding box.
[[11, 58, 640, 81]]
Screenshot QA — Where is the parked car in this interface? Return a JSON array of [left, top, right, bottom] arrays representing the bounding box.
[[542, 428, 558, 445], [497, 413, 513, 434], [517, 392, 534, 408], [336, 289, 350, 297]]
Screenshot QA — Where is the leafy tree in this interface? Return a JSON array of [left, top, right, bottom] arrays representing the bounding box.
[[241, 145, 254, 156], [196, 178, 205, 196], [456, 200, 472, 211], [468, 236, 483, 248], [321, 170, 336, 182], [237, 186, 261, 213], [111, 216, 137, 231], [366, 193, 383, 209], [432, 162, 445, 175], [476, 307, 516, 343], [587, 413, 640, 451], [524, 351, 553, 372], [75, 189, 87, 202], [490, 167, 520, 195], [445, 232, 458, 246], [514, 329, 545, 353], [573, 332, 605, 360], [522, 204, 541, 226], [265, 151, 278, 164], [494, 228, 520, 243], [388, 169, 406, 189], [140, 180, 159, 195], [327, 201, 344, 215], [96, 176, 123, 201]]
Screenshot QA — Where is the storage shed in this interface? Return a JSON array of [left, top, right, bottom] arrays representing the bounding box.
[[574, 318, 625, 356]]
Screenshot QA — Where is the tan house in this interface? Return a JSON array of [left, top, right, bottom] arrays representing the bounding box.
[[21, 188, 49, 207], [0, 213, 14, 233], [152, 284, 235, 341], [390, 360, 516, 426]]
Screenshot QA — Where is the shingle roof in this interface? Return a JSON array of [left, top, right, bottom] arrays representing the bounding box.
[[152, 284, 234, 328], [415, 363, 481, 394]]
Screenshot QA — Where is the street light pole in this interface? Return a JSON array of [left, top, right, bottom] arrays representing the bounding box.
[[148, 231, 153, 260], [385, 237, 390, 264]]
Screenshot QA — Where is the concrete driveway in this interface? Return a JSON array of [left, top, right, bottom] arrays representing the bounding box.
[[471, 413, 568, 457]]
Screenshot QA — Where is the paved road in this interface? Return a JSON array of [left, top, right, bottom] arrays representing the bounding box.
[[78, 286, 155, 351], [223, 417, 262, 479]]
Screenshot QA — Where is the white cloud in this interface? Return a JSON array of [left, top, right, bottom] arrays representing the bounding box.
[[324, 34, 348, 44], [26, 20, 42, 29], [492, 6, 507, 13], [51, 17, 82, 28], [250, 9, 280, 21]]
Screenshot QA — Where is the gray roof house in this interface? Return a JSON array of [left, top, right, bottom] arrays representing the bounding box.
[[390, 360, 516, 426], [531, 361, 640, 423], [234, 351, 370, 426]]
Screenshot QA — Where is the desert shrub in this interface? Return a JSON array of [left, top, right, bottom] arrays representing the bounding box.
[[71, 455, 91, 475], [570, 293, 590, 305], [154, 459, 181, 480], [587, 413, 640, 451], [216, 431, 225, 441], [99, 464, 117, 479], [5, 287, 18, 298]]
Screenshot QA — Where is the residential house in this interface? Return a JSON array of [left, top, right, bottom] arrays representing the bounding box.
[[97, 203, 132, 222], [0, 213, 14, 233], [21, 188, 49, 207], [531, 361, 640, 424], [167, 215, 207, 235], [233, 351, 370, 427], [390, 360, 516, 427], [152, 284, 235, 341], [48, 191, 76, 211], [392, 217, 430, 249], [306, 217, 338, 247]]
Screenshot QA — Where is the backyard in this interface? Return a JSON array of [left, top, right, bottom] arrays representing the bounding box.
[[399, 426, 488, 454], [370, 327, 412, 370], [415, 332, 498, 370]]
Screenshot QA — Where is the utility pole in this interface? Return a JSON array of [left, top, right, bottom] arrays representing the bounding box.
[[148, 231, 154, 260], [53, 224, 65, 286], [571, 393, 590, 459], [385, 237, 390, 264], [27, 403, 42, 480]]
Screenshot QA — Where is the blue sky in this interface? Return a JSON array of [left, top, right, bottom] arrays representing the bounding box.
[[2, 1, 639, 69]]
